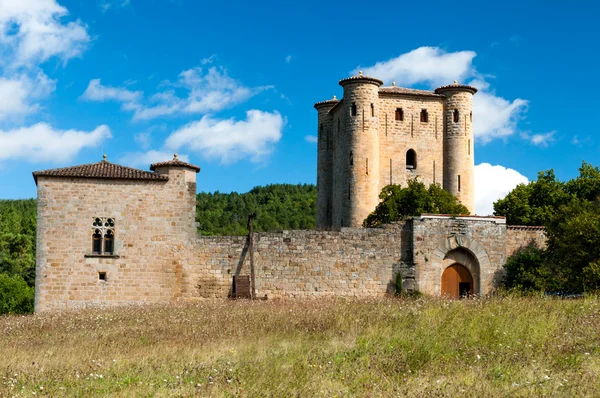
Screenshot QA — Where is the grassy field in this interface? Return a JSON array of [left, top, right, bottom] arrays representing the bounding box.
[[1, 296, 599, 397]]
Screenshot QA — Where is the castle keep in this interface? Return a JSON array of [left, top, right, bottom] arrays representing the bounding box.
[[32, 73, 544, 312], [315, 73, 476, 228]]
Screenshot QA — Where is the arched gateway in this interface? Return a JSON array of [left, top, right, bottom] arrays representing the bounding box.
[[430, 235, 491, 298]]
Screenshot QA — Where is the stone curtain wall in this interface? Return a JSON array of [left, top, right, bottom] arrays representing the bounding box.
[[35, 168, 199, 312], [506, 226, 547, 258], [190, 223, 410, 299]]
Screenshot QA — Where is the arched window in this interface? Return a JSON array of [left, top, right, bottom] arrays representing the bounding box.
[[420, 109, 428, 123], [395, 108, 403, 121], [92, 229, 102, 254], [453, 109, 459, 123], [91, 217, 116, 255], [104, 230, 114, 255], [406, 149, 417, 169], [351, 102, 357, 116]]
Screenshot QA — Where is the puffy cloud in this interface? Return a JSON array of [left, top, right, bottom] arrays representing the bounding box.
[[80, 79, 142, 103], [0, 0, 90, 69], [521, 131, 555, 147], [82, 60, 272, 121], [357, 47, 531, 143], [120, 150, 189, 168], [304, 135, 318, 144], [165, 110, 284, 164], [356, 47, 477, 87], [474, 163, 529, 216], [0, 123, 111, 163], [0, 72, 55, 120]]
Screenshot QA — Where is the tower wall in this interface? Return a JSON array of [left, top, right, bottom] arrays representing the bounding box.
[[315, 101, 337, 229], [377, 95, 444, 190], [440, 87, 475, 213], [337, 79, 382, 227]]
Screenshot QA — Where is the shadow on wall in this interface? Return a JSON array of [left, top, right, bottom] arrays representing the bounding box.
[[387, 221, 414, 294]]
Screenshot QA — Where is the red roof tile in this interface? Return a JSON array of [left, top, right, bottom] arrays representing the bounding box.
[[150, 156, 201, 172], [33, 159, 169, 184]]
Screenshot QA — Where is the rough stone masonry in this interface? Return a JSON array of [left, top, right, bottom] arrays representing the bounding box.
[[32, 154, 544, 312]]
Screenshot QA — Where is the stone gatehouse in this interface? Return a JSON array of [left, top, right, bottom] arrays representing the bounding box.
[[32, 155, 545, 312]]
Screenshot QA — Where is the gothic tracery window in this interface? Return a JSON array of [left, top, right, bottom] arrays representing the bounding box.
[[91, 217, 116, 255]]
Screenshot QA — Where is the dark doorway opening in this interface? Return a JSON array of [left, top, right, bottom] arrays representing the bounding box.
[[459, 282, 471, 298]]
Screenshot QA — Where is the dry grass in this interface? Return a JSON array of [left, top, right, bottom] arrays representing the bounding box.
[[1, 296, 600, 397]]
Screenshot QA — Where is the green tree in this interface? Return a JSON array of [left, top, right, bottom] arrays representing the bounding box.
[[498, 162, 600, 293], [363, 180, 469, 228], [493, 169, 570, 226], [0, 273, 34, 314]]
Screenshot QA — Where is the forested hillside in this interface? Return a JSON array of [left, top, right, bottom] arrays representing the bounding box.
[[196, 184, 317, 235], [0, 199, 37, 286]]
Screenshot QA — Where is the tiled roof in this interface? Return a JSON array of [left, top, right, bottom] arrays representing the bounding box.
[[339, 73, 384, 87], [150, 156, 201, 172], [33, 159, 169, 184], [379, 86, 444, 98], [434, 82, 478, 94], [506, 225, 545, 231], [314, 97, 340, 109]]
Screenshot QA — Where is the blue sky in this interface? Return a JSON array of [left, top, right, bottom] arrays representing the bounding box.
[[0, 0, 598, 215]]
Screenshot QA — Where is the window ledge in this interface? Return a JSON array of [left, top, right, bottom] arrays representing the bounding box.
[[85, 253, 120, 259]]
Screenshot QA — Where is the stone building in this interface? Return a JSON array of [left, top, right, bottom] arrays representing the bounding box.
[[32, 155, 545, 312], [315, 72, 477, 229]]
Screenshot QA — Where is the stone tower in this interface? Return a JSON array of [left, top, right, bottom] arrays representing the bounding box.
[[315, 73, 477, 229], [315, 96, 338, 228], [436, 82, 477, 213], [336, 72, 383, 228]]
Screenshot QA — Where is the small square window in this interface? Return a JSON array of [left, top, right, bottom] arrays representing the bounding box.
[[98, 272, 107, 281]]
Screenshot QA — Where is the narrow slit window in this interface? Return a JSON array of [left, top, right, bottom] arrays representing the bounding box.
[[370, 103, 375, 117], [395, 108, 403, 121], [349, 151, 353, 165], [351, 102, 357, 116], [470, 111, 473, 122], [458, 175, 461, 192], [348, 183, 351, 199], [406, 149, 417, 169], [319, 124, 323, 138], [420, 109, 429, 123], [468, 139, 471, 155], [98, 272, 107, 281], [453, 109, 459, 123], [366, 158, 369, 175]]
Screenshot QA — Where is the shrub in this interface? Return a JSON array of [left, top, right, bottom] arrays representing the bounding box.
[[395, 272, 403, 295], [0, 273, 34, 315]]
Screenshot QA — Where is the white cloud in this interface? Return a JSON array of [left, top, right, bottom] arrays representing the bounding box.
[[0, 123, 111, 163], [0, 0, 90, 69], [0, 72, 55, 120], [474, 163, 528, 216], [134, 131, 151, 149], [100, 0, 131, 12], [285, 55, 292, 63], [521, 131, 555, 147], [357, 46, 531, 143], [356, 47, 477, 87], [82, 60, 272, 121], [304, 135, 317, 144], [120, 150, 189, 168], [80, 78, 142, 102], [165, 110, 285, 164]]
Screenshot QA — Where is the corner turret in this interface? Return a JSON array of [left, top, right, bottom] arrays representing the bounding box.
[[435, 81, 477, 213]]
